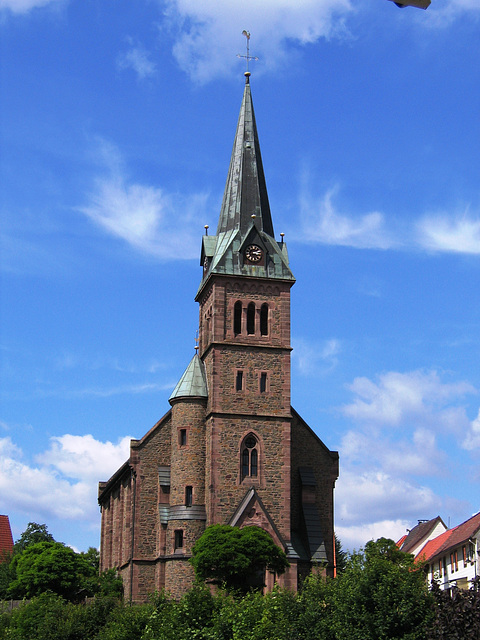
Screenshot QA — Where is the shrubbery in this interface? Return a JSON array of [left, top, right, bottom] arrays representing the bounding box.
[[2, 536, 480, 639]]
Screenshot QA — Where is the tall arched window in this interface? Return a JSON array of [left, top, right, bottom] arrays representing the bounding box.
[[247, 303, 255, 335], [260, 303, 269, 336], [234, 301, 242, 336], [241, 434, 259, 480]]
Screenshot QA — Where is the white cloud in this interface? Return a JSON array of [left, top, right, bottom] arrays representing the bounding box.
[[163, 0, 353, 83], [417, 213, 480, 254], [80, 140, 208, 260], [117, 42, 157, 80], [299, 185, 395, 250], [342, 369, 474, 429], [0, 434, 131, 524], [292, 336, 341, 375], [463, 408, 480, 450], [0, 0, 61, 12]]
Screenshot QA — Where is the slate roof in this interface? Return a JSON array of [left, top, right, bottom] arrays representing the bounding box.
[[0, 515, 14, 556], [169, 353, 208, 402], [399, 516, 445, 554], [196, 75, 294, 298]]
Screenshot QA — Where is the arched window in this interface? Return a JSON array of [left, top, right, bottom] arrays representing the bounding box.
[[234, 301, 242, 336], [260, 303, 268, 336], [241, 434, 259, 480], [247, 303, 255, 335]]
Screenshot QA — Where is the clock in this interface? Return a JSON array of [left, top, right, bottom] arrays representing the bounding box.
[[245, 244, 263, 263]]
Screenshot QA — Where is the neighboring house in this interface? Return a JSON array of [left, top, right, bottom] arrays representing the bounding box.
[[0, 515, 14, 558], [98, 73, 339, 602], [399, 512, 480, 590]]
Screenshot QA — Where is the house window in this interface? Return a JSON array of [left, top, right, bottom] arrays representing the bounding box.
[[185, 486, 193, 507], [236, 370, 244, 391], [247, 303, 255, 335], [241, 434, 259, 480], [234, 301, 242, 336], [259, 372, 267, 393], [260, 303, 269, 336], [179, 429, 187, 446], [174, 530, 184, 550]]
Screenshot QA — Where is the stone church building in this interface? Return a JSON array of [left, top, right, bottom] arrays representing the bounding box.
[[98, 73, 339, 601]]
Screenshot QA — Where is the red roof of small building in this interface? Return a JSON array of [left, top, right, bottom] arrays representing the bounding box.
[[0, 515, 14, 557]]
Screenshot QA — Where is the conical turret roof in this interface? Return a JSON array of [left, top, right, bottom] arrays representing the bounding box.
[[169, 353, 208, 403]]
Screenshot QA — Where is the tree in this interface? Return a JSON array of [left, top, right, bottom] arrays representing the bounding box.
[[190, 525, 289, 592], [13, 522, 54, 554], [329, 537, 433, 640], [8, 541, 95, 601], [334, 534, 347, 574]]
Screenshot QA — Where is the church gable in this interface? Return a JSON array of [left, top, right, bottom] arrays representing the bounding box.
[[229, 487, 287, 551]]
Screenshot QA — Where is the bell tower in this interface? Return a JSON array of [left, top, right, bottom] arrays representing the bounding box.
[[195, 73, 297, 579]]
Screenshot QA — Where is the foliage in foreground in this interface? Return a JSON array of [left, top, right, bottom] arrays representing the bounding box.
[[2, 538, 480, 640]]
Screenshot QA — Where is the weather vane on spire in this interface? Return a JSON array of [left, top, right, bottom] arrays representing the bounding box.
[[237, 30, 258, 78]]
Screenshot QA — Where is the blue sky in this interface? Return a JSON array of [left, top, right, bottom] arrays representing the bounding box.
[[1, 0, 479, 553]]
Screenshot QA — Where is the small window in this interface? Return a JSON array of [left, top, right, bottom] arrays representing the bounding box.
[[234, 301, 242, 336], [236, 370, 244, 391], [174, 530, 184, 550], [185, 486, 193, 507], [247, 303, 255, 335], [260, 372, 267, 393], [179, 429, 187, 446], [260, 303, 268, 336]]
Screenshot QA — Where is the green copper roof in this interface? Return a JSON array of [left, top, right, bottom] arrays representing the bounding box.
[[197, 76, 294, 297], [168, 353, 208, 403]]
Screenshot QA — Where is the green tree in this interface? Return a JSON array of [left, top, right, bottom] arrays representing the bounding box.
[[334, 534, 347, 574], [8, 541, 94, 602], [13, 522, 54, 554], [190, 525, 289, 593], [330, 537, 433, 640]]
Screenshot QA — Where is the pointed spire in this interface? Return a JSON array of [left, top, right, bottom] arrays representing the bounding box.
[[216, 75, 274, 238]]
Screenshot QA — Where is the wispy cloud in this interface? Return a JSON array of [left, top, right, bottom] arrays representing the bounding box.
[[164, 0, 353, 83], [292, 337, 341, 376], [417, 212, 480, 254], [299, 185, 396, 250], [117, 40, 157, 80], [80, 139, 209, 260], [0, 0, 62, 13]]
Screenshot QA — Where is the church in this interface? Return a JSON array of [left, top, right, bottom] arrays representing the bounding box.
[[98, 72, 339, 602]]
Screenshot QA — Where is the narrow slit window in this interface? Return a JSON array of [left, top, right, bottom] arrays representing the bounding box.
[[185, 486, 193, 507], [179, 429, 187, 446], [236, 370, 243, 391], [247, 303, 255, 335], [174, 530, 184, 550], [234, 301, 242, 336], [260, 304, 268, 336], [260, 372, 267, 393]]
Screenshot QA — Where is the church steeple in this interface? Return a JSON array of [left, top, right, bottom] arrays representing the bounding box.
[[197, 75, 294, 298], [216, 73, 274, 238]]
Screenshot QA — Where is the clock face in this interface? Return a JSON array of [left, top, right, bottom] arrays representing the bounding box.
[[245, 244, 263, 263]]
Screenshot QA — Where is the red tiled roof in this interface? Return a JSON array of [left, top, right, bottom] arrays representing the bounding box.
[[415, 512, 480, 564], [397, 534, 407, 548], [0, 515, 14, 556]]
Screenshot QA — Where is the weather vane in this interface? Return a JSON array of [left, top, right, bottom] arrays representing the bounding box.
[[237, 30, 258, 76]]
